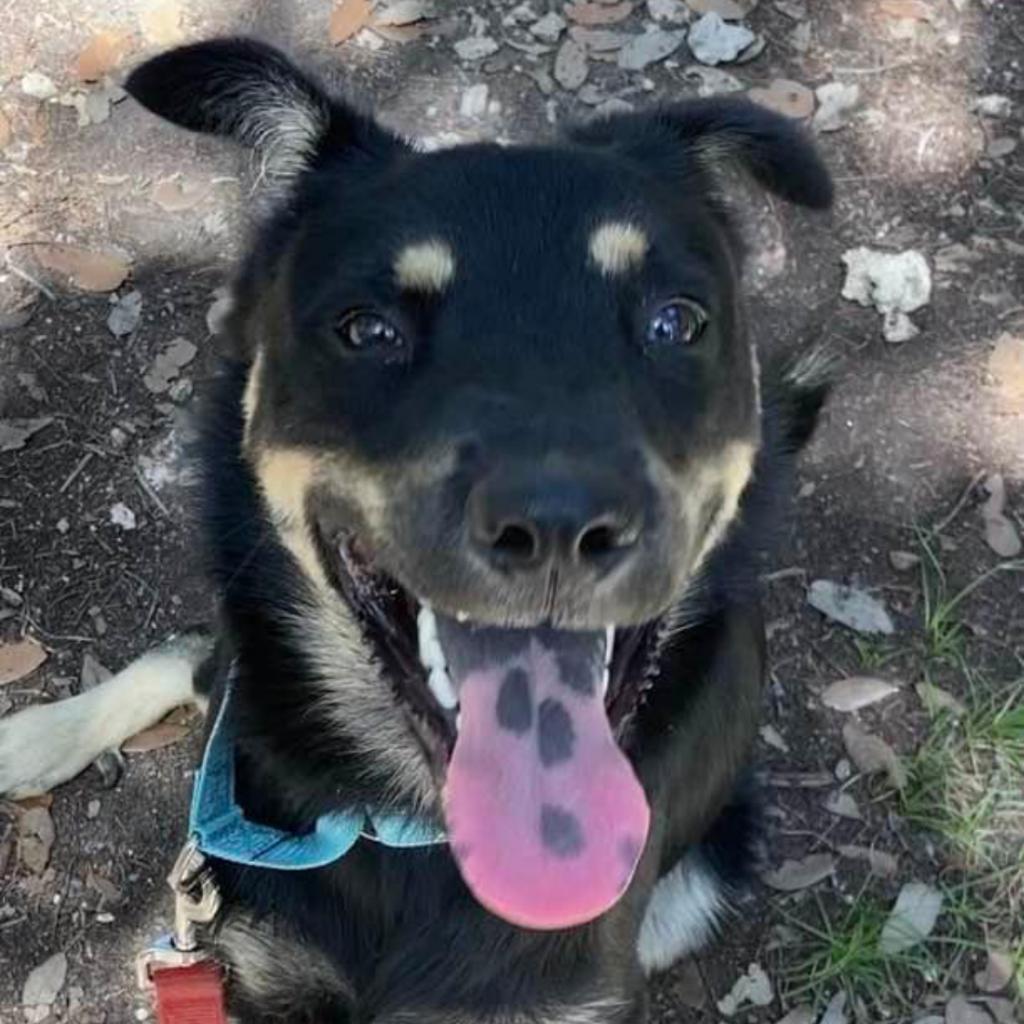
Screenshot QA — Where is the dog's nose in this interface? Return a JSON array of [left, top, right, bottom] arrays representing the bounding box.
[[468, 470, 643, 576]]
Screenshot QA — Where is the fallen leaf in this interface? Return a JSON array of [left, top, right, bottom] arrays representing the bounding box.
[[569, 26, 629, 50], [879, 0, 934, 21], [789, 20, 811, 52], [974, 949, 1014, 994], [21, 952, 67, 1023], [109, 502, 137, 530], [836, 843, 899, 877], [0, 109, 11, 149], [879, 881, 943, 954], [143, 337, 198, 393], [618, 26, 687, 69], [107, 289, 143, 337], [0, 639, 47, 685], [759, 723, 789, 752], [973, 94, 1012, 118], [372, 0, 435, 25], [889, 549, 920, 571], [821, 676, 899, 712], [330, 0, 373, 44], [565, 1, 633, 24], [986, 137, 1017, 159], [842, 722, 906, 789], [530, 11, 567, 41], [687, 11, 754, 64], [122, 719, 191, 753], [980, 999, 1016, 1024], [75, 30, 132, 82], [17, 805, 55, 874], [761, 852, 835, 891], [454, 35, 500, 60], [687, 0, 755, 17], [15, 793, 53, 811], [673, 958, 707, 1007], [820, 991, 848, 1024], [32, 243, 129, 292], [460, 83, 489, 118], [554, 37, 588, 89], [980, 474, 1022, 558], [0, 417, 54, 453], [807, 580, 895, 635], [717, 962, 773, 1016], [748, 79, 815, 119], [775, 1009, 815, 1024], [139, 1, 184, 45], [684, 65, 743, 95], [945, 996, 993, 1024], [813, 81, 859, 132], [733, 31, 765, 62], [915, 681, 966, 717], [824, 790, 861, 820], [152, 176, 210, 212], [775, 0, 806, 17], [988, 332, 1024, 408]]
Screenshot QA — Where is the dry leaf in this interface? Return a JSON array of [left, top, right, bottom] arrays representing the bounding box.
[[0, 416, 54, 453], [974, 949, 1014, 993], [761, 852, 835, 891], [152, 176, 210, 212], [0, 638, 47, 686], [554, 37, 588, 89], [21, 952, 67, 1021], [330, 0, 373, 44], [915, 681, 966, 717], [889, 549, 920, 571], [122, 719, 191, 753], [842, 722, 907, 789], [15, 793, 54, 811], [17, 805, 55, 874], [32, 243, 129, 292], [373, 0, 435, 25], [717, 962, 773, 1016], [824, 790, 861, 820], [807, 580, 894, 634], [980, 474, 1022, 558], [879, 881, 942, 954], [821, 676, 899, 712], [75, 30, 132, 82], [139, 1, 184, 45], [687, 0, 754, 17], [836, 843, 899, 877], [944, 996, 993, 1024], [0, 109, 11, 149], [879, 0, 934, 21], [775, 1008, 815, 1024], [988, 332, 1024, 408], [565, 1, 634, 25], [748, 79, 815, 119]]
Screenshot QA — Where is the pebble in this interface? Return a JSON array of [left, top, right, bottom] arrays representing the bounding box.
[[20, 72, 57, 100], [87, 799, 101, 819], [530, 11, 567, 42], [454, 36, 500, 60], [460, 83, 490, 118], [617, 26, 687, 70], [687, 12, 755, 65]]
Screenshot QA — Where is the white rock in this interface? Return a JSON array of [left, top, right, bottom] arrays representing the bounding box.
[[20, 72, 57, 100], [687, 12, 755, 65], [454, 36, 500, 60], [107, 289, 144, 337], [840, 247, 931, 342], [109, 502, 137, 531], [530, 12, 566, 42], [813, 82, 859, 132], [647, 0, 690, 22], [460, 83, 490, 118], [717, 962, 773, 1016], [973, 94, 1012, 118], [618, 27, 687, 70]]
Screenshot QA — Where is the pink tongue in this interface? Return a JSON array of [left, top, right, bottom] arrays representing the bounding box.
[[441, 629, 649, 930]]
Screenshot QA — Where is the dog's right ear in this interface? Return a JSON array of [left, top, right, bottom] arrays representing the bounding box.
[[125, 38, 406, 195]]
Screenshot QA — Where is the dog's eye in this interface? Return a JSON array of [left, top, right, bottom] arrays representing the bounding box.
[[644, 300, 707, 349], [336, 311, 406, 354]]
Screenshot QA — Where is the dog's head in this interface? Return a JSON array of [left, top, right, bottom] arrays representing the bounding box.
[[128, 39, 830, 930]]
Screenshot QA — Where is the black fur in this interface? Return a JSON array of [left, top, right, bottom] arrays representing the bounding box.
[[124, 38, 832, 1024]]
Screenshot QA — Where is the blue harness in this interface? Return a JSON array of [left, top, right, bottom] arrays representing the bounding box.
[[189, 676, 446, 870]]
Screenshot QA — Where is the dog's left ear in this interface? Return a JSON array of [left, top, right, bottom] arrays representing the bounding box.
[[125, 37, 406, 195], [568, 97, 833, 210]]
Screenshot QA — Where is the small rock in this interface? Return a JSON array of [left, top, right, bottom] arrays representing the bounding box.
[[814, 82, 859, 132], [687, 11, 754, 65], [759, 724, 789, 752], [1, 586, 23, 607], [824, 790, 861, 820], [840, 247, 932, 344], [454, 35, 500, 60], [459, 83, 489, 118], [20, 72, 58, 100], [21, 952, 67, 1023], [373, 0, 435, 25], [106, 289, 144, 337], [789, 20, 812, 52], [688, 0, 756, 17], [879, 882, 943, 954], [986, 137, 1017, 159], [973, 94, 1012, 118], [168, 377, 193, 403], [647, 0, 690, 20], [554, 37, 589, 88], [570, 26, 630, 50], [888, 550, 920, 571], [96, 911, 116, 923], [143, 337, 198, 394], [618, 26, 687, 69], [87, 799, 101, 819], [109, 502, 137, 530], [807, 580, 894, 634], [716, 962, 773, 1016], [684, 65, 743, 95], [834, 758, 851, 780], [56, 517, 70, 534], [530, 11, 567, 41]]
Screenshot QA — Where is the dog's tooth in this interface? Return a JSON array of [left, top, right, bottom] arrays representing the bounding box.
[[455, 609, 469, 623], [428, 665, 458, 711], [604, 625, 615, 665]]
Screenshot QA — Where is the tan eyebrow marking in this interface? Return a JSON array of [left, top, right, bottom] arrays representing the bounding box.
[[394, 239, 456, 292], [588, 222, 649, 276]]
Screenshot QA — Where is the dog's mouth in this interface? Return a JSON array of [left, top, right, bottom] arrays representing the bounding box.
[[331, 533, 663, 930]]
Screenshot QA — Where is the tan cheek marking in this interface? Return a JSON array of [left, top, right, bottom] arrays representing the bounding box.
[[242, 347, 265, 447], [588, 222, 648, 276], [254, 447, 327, 589], [394, 240, 456, 293], [686, 440, 758, 571]]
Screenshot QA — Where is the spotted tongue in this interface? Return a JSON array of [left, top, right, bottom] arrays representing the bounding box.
[[437, 619, 650, 930]]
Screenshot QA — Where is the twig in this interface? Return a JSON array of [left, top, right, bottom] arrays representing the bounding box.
[[134, 467, 170, 519], [3, 248, 55, 301], [832, 59, 921, 75], [58, 451, 93, 495], [762, 567, 807, 584], [929, 470, 985, 536]]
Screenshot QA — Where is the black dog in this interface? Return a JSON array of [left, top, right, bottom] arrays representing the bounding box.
[[0, 38, 831, 1023]]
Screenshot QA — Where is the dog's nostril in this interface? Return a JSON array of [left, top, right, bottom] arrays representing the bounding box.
[[493, 523, 540, 562], [576, 521, 635, 562]]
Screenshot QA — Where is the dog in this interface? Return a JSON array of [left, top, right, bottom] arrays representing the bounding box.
[[0, 38, 832, 1023]]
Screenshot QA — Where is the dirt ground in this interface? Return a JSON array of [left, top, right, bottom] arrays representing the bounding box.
[[1, 0, 1022, 1021]]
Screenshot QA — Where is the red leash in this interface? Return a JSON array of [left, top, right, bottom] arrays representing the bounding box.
[[151, 962, 228, 1024]]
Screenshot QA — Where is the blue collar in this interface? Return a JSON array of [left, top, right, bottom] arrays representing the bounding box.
[[189, 672, 446, 870]]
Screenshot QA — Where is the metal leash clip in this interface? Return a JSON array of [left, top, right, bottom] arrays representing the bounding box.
[[136, 837, 223, 991]]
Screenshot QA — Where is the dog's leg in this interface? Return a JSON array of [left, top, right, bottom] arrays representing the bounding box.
[[635, 851, 727, 974], [0, 632, 212, 799]]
